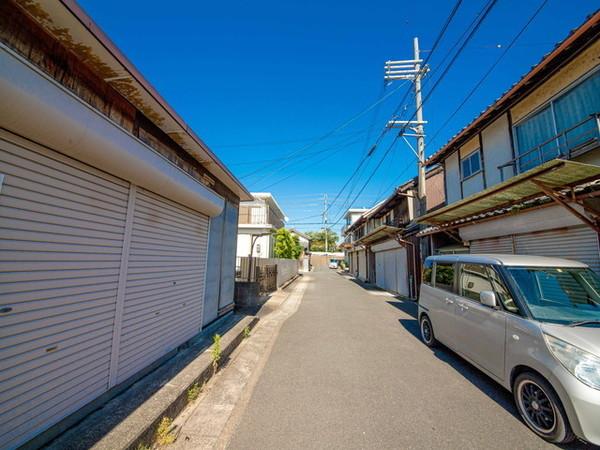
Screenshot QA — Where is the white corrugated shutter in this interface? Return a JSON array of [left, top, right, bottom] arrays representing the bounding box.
[[375, 248, 409, 297], [395, 248, 409, 298], [0, 136, 129, 449], [116, 187, 209, 384], [470, 236, 514, 254], [375, 252, 385, 288], [515, 226, 600, 273]]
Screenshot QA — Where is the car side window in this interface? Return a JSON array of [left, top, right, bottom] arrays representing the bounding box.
[[487, 266, 520, 314], [423, 259, 433, 286], [434, 263, 455, 292], [459, 263, 494, 302]]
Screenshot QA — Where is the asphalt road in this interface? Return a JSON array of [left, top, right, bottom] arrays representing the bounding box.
[[227, 268, 595, 450]]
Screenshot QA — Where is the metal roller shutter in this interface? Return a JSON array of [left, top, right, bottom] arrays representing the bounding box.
[[0, 136, 129, 449], [470, 236, 514, 254], [515, 226, 600, 273], [374, 248, 409, 297], [116, 187, 209, 385]]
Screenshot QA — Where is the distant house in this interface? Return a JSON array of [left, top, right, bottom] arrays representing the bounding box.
[[344, 168, 445, 297], [419, 11, 600, 272], [0, 2, 251, 448], [290, 229, 311, 254], [237, 192, 287, 258]]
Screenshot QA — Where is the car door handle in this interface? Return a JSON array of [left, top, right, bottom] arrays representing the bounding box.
[[445, 298, 454, 305]]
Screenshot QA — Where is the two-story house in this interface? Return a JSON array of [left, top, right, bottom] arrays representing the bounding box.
[[344, 167, 445, 297], [237, 192, 287, 258], [418, 12, 600, 272]]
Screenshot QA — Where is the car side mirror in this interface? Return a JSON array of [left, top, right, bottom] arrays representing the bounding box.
[[480, 291, 498, 308]]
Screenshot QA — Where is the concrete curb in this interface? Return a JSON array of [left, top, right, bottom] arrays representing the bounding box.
[[46, 314, 259, 450], [279, 273, 301, 291]]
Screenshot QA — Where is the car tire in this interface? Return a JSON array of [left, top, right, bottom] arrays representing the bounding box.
[[419, 314, 437, 348], [513, 372, 575, 444]]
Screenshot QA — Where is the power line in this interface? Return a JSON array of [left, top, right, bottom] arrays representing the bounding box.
[[321, 0, 464, 225], [239, 82, 408, 180], [427, 0, 549, 147], [330, 0, 499, 228]]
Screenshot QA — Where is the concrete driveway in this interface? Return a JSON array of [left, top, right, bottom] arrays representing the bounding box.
[[227, 268, 596, 449]]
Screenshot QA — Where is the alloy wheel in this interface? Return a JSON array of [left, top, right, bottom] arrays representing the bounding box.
[[517, 380, 556, 434]]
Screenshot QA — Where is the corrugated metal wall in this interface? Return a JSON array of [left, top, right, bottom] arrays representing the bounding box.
[[514, 226, 600, 273], [116, 188, 209, 385], [0, 136, 128, 449], [470, 226, 600, 273], [470, 236, 514, 254], [0, 133, 211, 449]]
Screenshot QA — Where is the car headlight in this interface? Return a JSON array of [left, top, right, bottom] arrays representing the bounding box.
[[545, 334, 600, 390]]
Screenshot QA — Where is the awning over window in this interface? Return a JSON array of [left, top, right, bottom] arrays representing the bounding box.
[[356, 225, 403, 246], [418, 159, 600, 228]]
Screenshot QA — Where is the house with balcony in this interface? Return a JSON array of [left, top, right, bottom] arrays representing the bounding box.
[[418, 12, 600, 272], [236, 192, 287, 258], [344, 167, 445, 297]]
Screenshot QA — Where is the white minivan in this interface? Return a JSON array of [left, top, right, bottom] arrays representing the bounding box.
[[418, 254, 600, 445]]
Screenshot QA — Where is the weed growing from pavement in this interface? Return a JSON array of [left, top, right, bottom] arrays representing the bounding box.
[[243, 326, 251, 339], [187, 381, 203, 402], [211, 334, 222, 374], [136, 444, 150, 450], [155, 417, 175, 446]]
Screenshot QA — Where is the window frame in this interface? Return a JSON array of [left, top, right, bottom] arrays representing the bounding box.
[[511, 68, 600, 172], [460, 149, 482, 181]]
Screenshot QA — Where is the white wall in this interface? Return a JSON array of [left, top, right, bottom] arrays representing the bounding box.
[[236, 232, 272, 258], [482, 113, 514, 187], [445, 151, 462, 204]]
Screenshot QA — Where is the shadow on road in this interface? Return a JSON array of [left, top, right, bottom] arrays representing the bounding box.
[[386, 298, 595, 450]]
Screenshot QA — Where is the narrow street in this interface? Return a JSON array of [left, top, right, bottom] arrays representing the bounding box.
[[226, 269, 592, 450]]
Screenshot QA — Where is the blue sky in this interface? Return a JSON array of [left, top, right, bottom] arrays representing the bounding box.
[[80, 0, 596, 235]]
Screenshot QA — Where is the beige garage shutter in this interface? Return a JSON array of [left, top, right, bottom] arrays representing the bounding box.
[[116, 187, 209, 385], [470, 236, 514, 254], [514, 226, 600, 273], [0, 135, 129, 449]]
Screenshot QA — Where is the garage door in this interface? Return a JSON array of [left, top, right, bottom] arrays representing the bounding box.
[[470, 236, 514, 254], [374, 249, 409, 297], [116, 187, 209, 385], [515, 226, 600, 273], [0, 136, 129, 449]]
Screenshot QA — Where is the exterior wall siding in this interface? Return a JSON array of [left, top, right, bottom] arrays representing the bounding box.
[[444, 151, 461, 203], [481, 113, 514, 186]]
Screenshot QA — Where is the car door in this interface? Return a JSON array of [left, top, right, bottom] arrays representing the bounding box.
[[427, 261, 460, 345], [454, 263, 507, 380]]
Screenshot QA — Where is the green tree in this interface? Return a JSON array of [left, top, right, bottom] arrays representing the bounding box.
[[306, 229, 338, 252], [273, 228, 303, 259]]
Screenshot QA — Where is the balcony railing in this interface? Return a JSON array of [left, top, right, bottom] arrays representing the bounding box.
[[499, 113, 600, 181]]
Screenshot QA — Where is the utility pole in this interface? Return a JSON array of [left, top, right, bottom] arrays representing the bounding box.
[[323, 193, 329, 254], [385, 37, 428, 216]]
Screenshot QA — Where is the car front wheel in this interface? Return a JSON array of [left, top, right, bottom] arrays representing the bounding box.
[[513, 372, 575, 444]]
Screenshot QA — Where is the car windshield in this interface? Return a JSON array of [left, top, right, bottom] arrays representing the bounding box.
[[506, 266, 600, 325]]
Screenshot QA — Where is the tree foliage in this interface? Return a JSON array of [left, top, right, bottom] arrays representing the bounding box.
[[306, 229, 338, 252], [273, 228, 303, 259]]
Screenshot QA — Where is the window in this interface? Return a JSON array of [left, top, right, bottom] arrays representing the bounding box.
[[459, 264, 494, 302], [423, 259, 433, 286], [514, 70, 600, 172], [487, 267, 519, 314], [434, 263, 455, 292], [460, 150, 481, 179]]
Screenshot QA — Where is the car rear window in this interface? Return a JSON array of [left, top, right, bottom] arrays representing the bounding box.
[[435, 263, 455, 292]]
